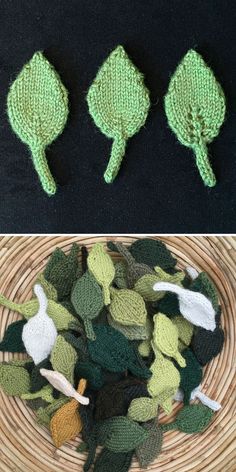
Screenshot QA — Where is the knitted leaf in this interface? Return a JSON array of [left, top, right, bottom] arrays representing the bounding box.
[[87, 45, 150, 183], [162, 404, 214, 433], [114, 261, 128, 289], [190, 272, 219, 311], [128, 396, 159, 422], [44, 244, 80, 300], [165, 49, 226, 187], [109, 241, 153, 287], [0, 364, 30, 395], [148, 350, 180, 413], [107, 313, 148, 340], [191, 326, 224, 366], [87, 243, 115, 305], [30, 357, 52, 393], [130, 238, 177, 270], [35, 273, 58, 301], [21, 385, 54, 403], [0, 319, 26, 352], [50, 335, 77, 384], [71, 271, 104, 339], [94, 449, 133, 472], [74, 360, 104, 390], [7, 51, 69, 195], [136, 421, 163, 468], [40, 369, 89, 405], [134, 268, 184, 302], [97, 416, 149, 452], [177, 349, 202, 403], [109, 287, 147, 326], [153, 314, 186, 367], [172, 316, 194, 350]]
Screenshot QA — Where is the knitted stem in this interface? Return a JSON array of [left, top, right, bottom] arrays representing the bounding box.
[[31, 146, 57, 196], [103, 286, 111, 305], [0, 294, 24, 314], [84, 319, 96, 341], [161, 422, 176, 432], [194, 142, 216, 187], [104, 136, 126, 183]]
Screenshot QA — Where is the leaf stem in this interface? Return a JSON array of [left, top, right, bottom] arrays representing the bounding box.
[[194, 142, 216, 187], [31, 146, 57, 195], [104, 136, 126, 183]]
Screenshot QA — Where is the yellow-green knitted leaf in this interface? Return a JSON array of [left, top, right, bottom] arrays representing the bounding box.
[[134, 268, 184, 302], [87, 45, 150, 183], [153, 314, 186, 367], [35, 274, 58, 301], [50, 335, 78, 384], [7, 51, 69, 195], [128, 397, 159, 422], [109, 287, 147, 326], [21, 385, 54, 403], [165, 49, 226, 187], [148, 350, 180, 413], [88, 243, 115, 305], [172, 316, 194, 350], [0, 364, 30, 395]]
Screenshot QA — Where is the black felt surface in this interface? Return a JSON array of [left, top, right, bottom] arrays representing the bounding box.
[[0, 0, 235, 233]]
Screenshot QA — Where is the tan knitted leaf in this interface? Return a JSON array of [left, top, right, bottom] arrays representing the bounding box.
[[50, 335, 78, 384]]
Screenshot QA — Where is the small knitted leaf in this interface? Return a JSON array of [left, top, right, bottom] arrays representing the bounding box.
[[0, 364, 30, 395], [134, 268, 184, 302], [136, 421, 163, 468], [71, 271, 104, 340], [165, 49, 226, 187], [128, 396, 158, 422], [87, 243, 115, 305], [98, 416, 149, 452], [94, 449, 133, 472], [107, 313, 148, 340], [7, 51, 69, 195], [153, 314, 186, 367], [21, 384, 54, 403], [162, 404, 214, 433], [109, 287, 147, 326], [172, 316, 194, 350], [0, 319, 26, 352], [130, 238, 177, 269], [148, 350, 180, 413], [177, 349, 202, 403], [87, 45, 150, 183], [44, 244, 80, 300], [50, 335, 77, 384]]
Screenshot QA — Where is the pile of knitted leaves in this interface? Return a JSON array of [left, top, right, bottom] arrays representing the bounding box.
[[0, 239, 224, 472]]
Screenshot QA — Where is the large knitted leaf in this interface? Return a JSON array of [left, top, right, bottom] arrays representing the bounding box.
[[130, 238, 177, 270], [0, 364, 30, 395], [87, 45, 150, 183], [162, 404, 214, 433], [7, 51, 69, 195], [0, 319, 26, 352], [109, 287, 147, 326], [136, 421, 163, 468], [94, 448, 133, 472], [97, 416, 149, 452], [50, 335, 77, 384], [71, 271, 104, 340], [87, 243, 115, 305], [44, 244, 80, 300], [165, 49, 226, 187]]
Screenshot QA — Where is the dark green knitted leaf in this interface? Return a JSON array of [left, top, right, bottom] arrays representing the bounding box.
[[87, 45, 150, 183], [44, 243, 79, 300], [30, 357, 51, 393], [177, 349, 202, 403], [155, 292, 181, 317], [130, 238, 177, 270], [190, 272, 219, 311], [136, 421, 163, 468], [94, 448, 133, 472], [191, 326, 224, 366], [98, 416, 149, 452], [7, 51, 69, 196], [162, 404, 214, 433], [165, 49, 226, 187], [0, 319, 26, 352], [71, 271, 104, 340], [74, 360, 104, 390]]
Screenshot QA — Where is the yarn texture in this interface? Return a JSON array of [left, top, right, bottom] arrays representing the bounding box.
[[88, 243, 115, 305], [40, 369, 89, 405], [0, 319, 26, 352], [97, 416, 149, 452], [50, 335, 77, 384], [152, 314, 186, 367], [162, 404, 214, 433]]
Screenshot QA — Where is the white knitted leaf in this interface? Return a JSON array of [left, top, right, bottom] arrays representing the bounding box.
[[40, 368, 89, 405], [153, 282, 216, 331], [22, 284, 57, 364]]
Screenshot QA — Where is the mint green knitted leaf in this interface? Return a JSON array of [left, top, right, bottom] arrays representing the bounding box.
[[98, 416, 149, 452], [7, 51, 69, 196], [165, 49, 226, 187], [162, 404, 214, 433], [87, 45, 150, 183]]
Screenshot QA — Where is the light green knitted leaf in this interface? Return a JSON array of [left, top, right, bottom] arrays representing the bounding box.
[[134, 268, 184, 302], [50, 335, 77, 384], [88, 243, 115, 305], [128, 396, 159, 422], [109, 287, 147, 326], [165, 49, 226, 187], [0, 364, 30, 396], [21, 385, 54, 403], [7, 51, 69, 195], [87, 45, 150, 183]]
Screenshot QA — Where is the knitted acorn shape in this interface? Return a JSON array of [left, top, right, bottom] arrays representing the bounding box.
[[7, 51, 69, 195], [165, 49, 226, 187], [153, 282, 216, 331], [162, 404, 214, 433], [71, 271, 104, 339], [153, 314, 186, 367], [88, 243, 115, 305], [109, 286, 147, 326], [87, 45, 150, 183]]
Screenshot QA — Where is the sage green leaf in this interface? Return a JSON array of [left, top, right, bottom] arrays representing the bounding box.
[[7, 51, 69, 195], [50, 335, 77, 384], [128, 396, 159, 422], [165, 49, 226, 187], [136, 421, 163, 468], [0, 364, 30, 395], [71, 271, 104, 340], [87, 45, 150, 183], [97, 416, 149, 452], [162, 404, 214, 433]]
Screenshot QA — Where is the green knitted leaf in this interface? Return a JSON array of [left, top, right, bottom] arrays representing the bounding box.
[[128, 396, 159, 422], [0, 364, 30, 395], [177, 348, 202, 403], [107, 313, 148, 340], [21, 384, 54, 403], [136, 421, 163, 468], [50, 335, 77, 384], [109, 287, 147, 326], [94, 448, 133, 472], [87, 243, 115, 305], [114, 261, 128, 289], [35, 273, 58, 301], [44, 243, 80, 300], [130, 238, 177, 270], [7, 51, 69, 195], [87, 45, 150, 183], [98, 416, 149, 452], [165, 49, 226, 187], [190, 272, 219, 311], [0, 319, 26, 352], [71, 271, 104, 340], [162, 404, 214, 433]]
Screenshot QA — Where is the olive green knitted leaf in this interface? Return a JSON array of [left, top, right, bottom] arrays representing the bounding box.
[[87, 243, 115, 305], [7, 51, 69, 196], [162, 404, 214, 433], [128, 396, 159, 422], [21, 384, 54, 403], [97, 416, 149, 452], [165, 49, 226, 187], [71, 271, 104, 340], [136, 421, 163, 468], [0, 364, 30, 395], [44, 243, 80, 300], [87, 45, 150, 183], [0, 319, 26, 352], [50, 335, 77, 384]]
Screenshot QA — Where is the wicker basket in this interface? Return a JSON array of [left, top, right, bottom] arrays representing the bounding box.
[[0, 236, 235, 472]]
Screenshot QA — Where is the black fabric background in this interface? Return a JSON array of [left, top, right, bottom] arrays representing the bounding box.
[[0, 0, 235, 233]]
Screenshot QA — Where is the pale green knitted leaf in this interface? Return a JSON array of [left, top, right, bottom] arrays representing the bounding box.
[[7, 51, 69, 195], [50, 335, 77, 384], [165, 49, 226, 187], [87, 45, 150, 183]]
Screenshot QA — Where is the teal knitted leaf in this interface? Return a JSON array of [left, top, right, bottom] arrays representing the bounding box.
[[7, 51, 69, 196], [165, 49, 226, 187], [97, 416, 149, 452], [87, 45, 150, 183], [0, 319, 26, 352]]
